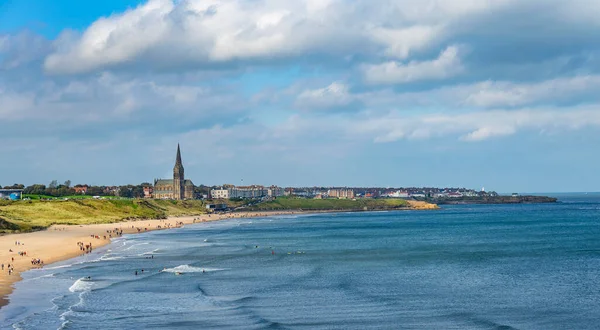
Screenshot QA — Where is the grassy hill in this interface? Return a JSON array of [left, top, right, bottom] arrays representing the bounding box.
[[247, 197, 411, 211], [0, 199, 207, 233]]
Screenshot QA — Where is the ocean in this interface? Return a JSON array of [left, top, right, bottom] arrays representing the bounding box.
[[2, 195, 600, 329]]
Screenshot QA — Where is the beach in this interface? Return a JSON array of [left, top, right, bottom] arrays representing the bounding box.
[[0, 211, 298, 308], [4, 198, 599, 329]]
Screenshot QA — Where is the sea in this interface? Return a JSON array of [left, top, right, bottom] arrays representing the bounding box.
[[1, 194, 600, 329]]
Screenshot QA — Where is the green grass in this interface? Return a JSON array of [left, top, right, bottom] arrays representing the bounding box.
[[0, 199, 207, 233], [248, 197, 409, 211]]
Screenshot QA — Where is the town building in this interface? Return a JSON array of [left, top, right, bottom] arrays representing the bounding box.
[[385, 190, 409, 198], [328, 189, 355, 199], [0, 189, 23, 200], [73, 185, 89, 194], [153, 144, 195, 200], [268, 186, 285, 197], [210, 185, 285, 199], [103, 186, 119, 195], [143, 186, 153, 198], [210, 188, 230, 199]]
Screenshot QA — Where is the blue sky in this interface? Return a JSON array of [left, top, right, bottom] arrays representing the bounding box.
[[1, 0, 600, 192]]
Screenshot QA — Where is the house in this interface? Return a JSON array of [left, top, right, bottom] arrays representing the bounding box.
[[143, 186, 154, 198], [73, 185, 89, 194], [210, 188, 230, 199], [386, 190, 409, 198], [0, 189, 23, 200]]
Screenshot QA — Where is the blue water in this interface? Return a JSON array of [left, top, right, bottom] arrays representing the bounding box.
[[2, 196, 600, 329]]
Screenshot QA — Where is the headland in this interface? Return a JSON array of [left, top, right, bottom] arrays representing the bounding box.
[[424, 195, 558, 205]]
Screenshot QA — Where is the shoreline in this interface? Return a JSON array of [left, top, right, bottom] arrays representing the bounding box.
[[0, 210, 303, 309], [0, 202, 436, 309]]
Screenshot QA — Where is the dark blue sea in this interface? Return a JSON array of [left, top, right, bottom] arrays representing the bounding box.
[[2, 194, 600, 329]]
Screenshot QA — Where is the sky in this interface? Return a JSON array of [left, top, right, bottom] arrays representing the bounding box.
[[1, 0, 600, 192]]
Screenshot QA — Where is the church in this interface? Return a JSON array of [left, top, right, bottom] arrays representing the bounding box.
[[153, 144, 195, 200]]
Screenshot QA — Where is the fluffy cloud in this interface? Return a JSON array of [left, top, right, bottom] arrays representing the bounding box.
[[294, 82, 360, 111], [463, 75, 600, 108], [41, 0, 534, 75], [294, 74, 600, 112], [350, 106, 600, 143], [362, 46, 463, 84]]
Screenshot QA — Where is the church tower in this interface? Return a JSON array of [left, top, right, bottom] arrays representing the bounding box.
[[173, 144, 185, 200]]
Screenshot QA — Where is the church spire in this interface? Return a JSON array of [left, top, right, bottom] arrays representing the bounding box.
[[175, 143, 182, 166]]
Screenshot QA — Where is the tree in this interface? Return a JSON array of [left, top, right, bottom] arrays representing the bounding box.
[[87, 186, 105, 196], [24, 184, 46, 195], [4, 184, 25, 189], [118, 186, 133, 198], [64, 180, 72, 188], [49, 180, 58, 189], [131, 185, 145, 198]]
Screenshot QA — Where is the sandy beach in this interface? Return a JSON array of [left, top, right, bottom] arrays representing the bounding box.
[[0, 211, 299, 309], [0, 201, 436, 309]]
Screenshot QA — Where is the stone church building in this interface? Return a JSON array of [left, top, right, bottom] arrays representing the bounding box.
[[153, 144, 194, 200]]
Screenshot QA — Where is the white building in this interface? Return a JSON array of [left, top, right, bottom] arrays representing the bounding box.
[[210, 188, 230, 199], [268, 186, 285, 197], [387, 190, 409, 198], [211, 185, 285, 199]]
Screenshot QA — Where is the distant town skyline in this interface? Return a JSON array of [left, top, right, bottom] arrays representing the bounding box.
[[1, 1, 600, 193]]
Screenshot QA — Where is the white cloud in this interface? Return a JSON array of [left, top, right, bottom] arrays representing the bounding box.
[[311, 75, 600, 110], [0, 72, 246, 131], [349, 106, 600, 143], [295, 82, 357, 110], [363, 46, 464, 84], [464, 75, 600, 108], [44, 0, 365, 74], [370, 25, 442, 60], [41, 0, 525, 75]]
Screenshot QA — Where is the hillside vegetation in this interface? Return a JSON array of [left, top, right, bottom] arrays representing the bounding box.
[[0, 199, 207, 233], [248, 197, 412, 211]]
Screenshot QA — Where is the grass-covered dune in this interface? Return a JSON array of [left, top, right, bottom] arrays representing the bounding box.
[[248, 197, 415, 211], [0, 199, 207, 233]]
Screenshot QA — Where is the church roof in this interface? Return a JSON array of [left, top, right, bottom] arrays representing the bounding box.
[[154, 179, 194, 186]]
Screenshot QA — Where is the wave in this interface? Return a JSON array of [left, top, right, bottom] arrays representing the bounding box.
[[161, 265, 225, 274], [139, 248, 160, 256], [122, 242, 150, 251], [21, 273, 56, 283], [68, 278, 94, 293], [99, 255, 125, 261], [37, 264, 74, 271]]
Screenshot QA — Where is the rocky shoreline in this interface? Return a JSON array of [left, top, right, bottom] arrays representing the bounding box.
[[426, 195, 558, 205]]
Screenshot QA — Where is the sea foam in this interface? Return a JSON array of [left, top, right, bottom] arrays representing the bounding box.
[[68, 278, 93, 293], [161, 265, 224, 273]]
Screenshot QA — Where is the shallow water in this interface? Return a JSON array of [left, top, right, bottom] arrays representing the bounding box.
[[2, 195, 600, 329]]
